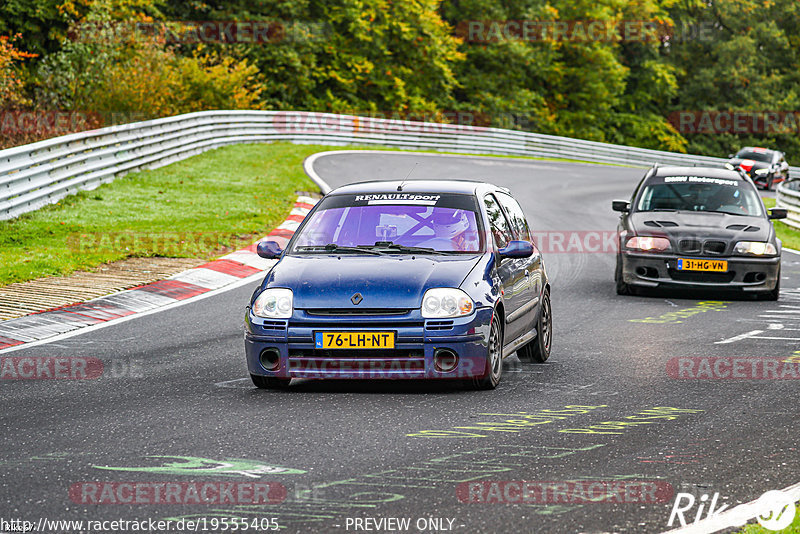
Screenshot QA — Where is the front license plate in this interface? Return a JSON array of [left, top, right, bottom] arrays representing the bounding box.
[[676, 258, 728, 272], [315, 332, 395, 349]]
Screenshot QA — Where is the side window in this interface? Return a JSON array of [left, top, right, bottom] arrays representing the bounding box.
[[483, 194, 514, 249], [496, 192, 532, 241]]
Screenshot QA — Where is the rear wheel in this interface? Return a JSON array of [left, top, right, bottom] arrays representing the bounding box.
[[250, 374, 291, 389], [517, 288, 552, 363], [471, 315, 503, 390]]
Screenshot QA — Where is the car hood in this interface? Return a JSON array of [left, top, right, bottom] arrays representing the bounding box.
[[728, 158, 770, 172], [262, 254, 483, 309], [628, 211, 771, 242]]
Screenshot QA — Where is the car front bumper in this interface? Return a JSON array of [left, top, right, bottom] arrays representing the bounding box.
[[620, 252, 780, 292], [244, 307, 493, 380]]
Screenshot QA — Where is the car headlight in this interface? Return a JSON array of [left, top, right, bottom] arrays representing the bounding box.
[[734, 241, 777, 256], [421, 288, 474, 318], [724, 163, 734, 170], [625, 236, 671, 252], [754, 168, 771, 175], [252, 288, 293, 318]]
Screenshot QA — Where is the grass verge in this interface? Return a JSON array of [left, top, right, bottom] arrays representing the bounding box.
[[0, 142, 319, 287], [762, 196, 800, 250]]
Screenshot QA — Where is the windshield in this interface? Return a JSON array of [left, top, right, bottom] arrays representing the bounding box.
[[735, 149, 772, 163], [290, 192, 484, 254], [636, 175, 763, 216]]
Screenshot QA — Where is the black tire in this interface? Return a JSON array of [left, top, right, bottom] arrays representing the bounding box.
[[250, 374, 291, 389], [766, 175, 774, 190], [615, 254, 632, 295], [471, 314, 503, 390], [517, 288, 552, 363]]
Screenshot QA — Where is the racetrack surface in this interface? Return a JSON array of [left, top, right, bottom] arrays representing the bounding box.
[[2, 151, 799, 534]]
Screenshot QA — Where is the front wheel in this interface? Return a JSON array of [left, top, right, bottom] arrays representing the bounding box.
[[471, 314, 503, 390], [250, 374, 291, 389], [517, 288, 552, 363], [758, 269, 780, 301], [615, 254, 632, 295]]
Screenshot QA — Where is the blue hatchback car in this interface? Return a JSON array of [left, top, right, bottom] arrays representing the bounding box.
[[244, 180, 551, 390]]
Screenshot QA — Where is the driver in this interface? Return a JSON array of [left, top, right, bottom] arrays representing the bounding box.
[[430, 209, 479, 251], [707, 186, 746, 213]]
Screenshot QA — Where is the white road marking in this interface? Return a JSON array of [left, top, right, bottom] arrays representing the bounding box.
[[214, 378, 252, 388], [715, 330, 764, 344]]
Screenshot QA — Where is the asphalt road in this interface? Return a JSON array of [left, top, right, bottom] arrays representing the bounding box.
[[2, 151, 800, 534]]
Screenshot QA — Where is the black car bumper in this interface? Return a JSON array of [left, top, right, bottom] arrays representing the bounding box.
[[620, 252, 780, 292]]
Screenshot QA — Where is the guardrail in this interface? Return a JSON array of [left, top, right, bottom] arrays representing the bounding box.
[[777, 180, 800, 231], [2, 110, 799, 220]]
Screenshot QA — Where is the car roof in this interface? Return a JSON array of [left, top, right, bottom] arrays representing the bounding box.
[[328, 179, 501, 196], [738, 146, 775, 155], [651, 166, 748, 182]]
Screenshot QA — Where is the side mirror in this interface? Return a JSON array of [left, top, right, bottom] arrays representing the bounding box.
[[612, 200, 630, 213], [768, 208, 788, 220], [498, 240, 534, 259], [257, 240, 283, 259], [728, 154, 734, 159]]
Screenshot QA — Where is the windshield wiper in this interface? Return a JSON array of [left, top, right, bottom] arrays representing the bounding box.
[[700, 210, 750, 217], [296, 244, 385, 255], [371, 242, 456, 254]]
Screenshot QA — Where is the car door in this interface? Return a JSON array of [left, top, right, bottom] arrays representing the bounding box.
[[483, 193, 527, 342], [496, 191, 541, 335]]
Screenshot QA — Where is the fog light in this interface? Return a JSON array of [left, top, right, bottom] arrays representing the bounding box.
[[434, 349, 459, 372], [259, 348, 281, 371]]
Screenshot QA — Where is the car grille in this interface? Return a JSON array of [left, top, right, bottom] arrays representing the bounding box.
[[425, 320, 454, 331], [667, 269, 735, 283], [261, 320, 287, 332], [678, 239, 702, 254], [306, 308, 410, 316], [677, 239, 729, 256], [289, 320, 424, 328], [703, 241, 727, 255], [288, 349, 425, 373], [290, 348, 423, 359]]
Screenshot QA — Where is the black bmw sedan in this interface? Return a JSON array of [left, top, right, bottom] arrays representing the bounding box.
[[612, 165, 787, 300]]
